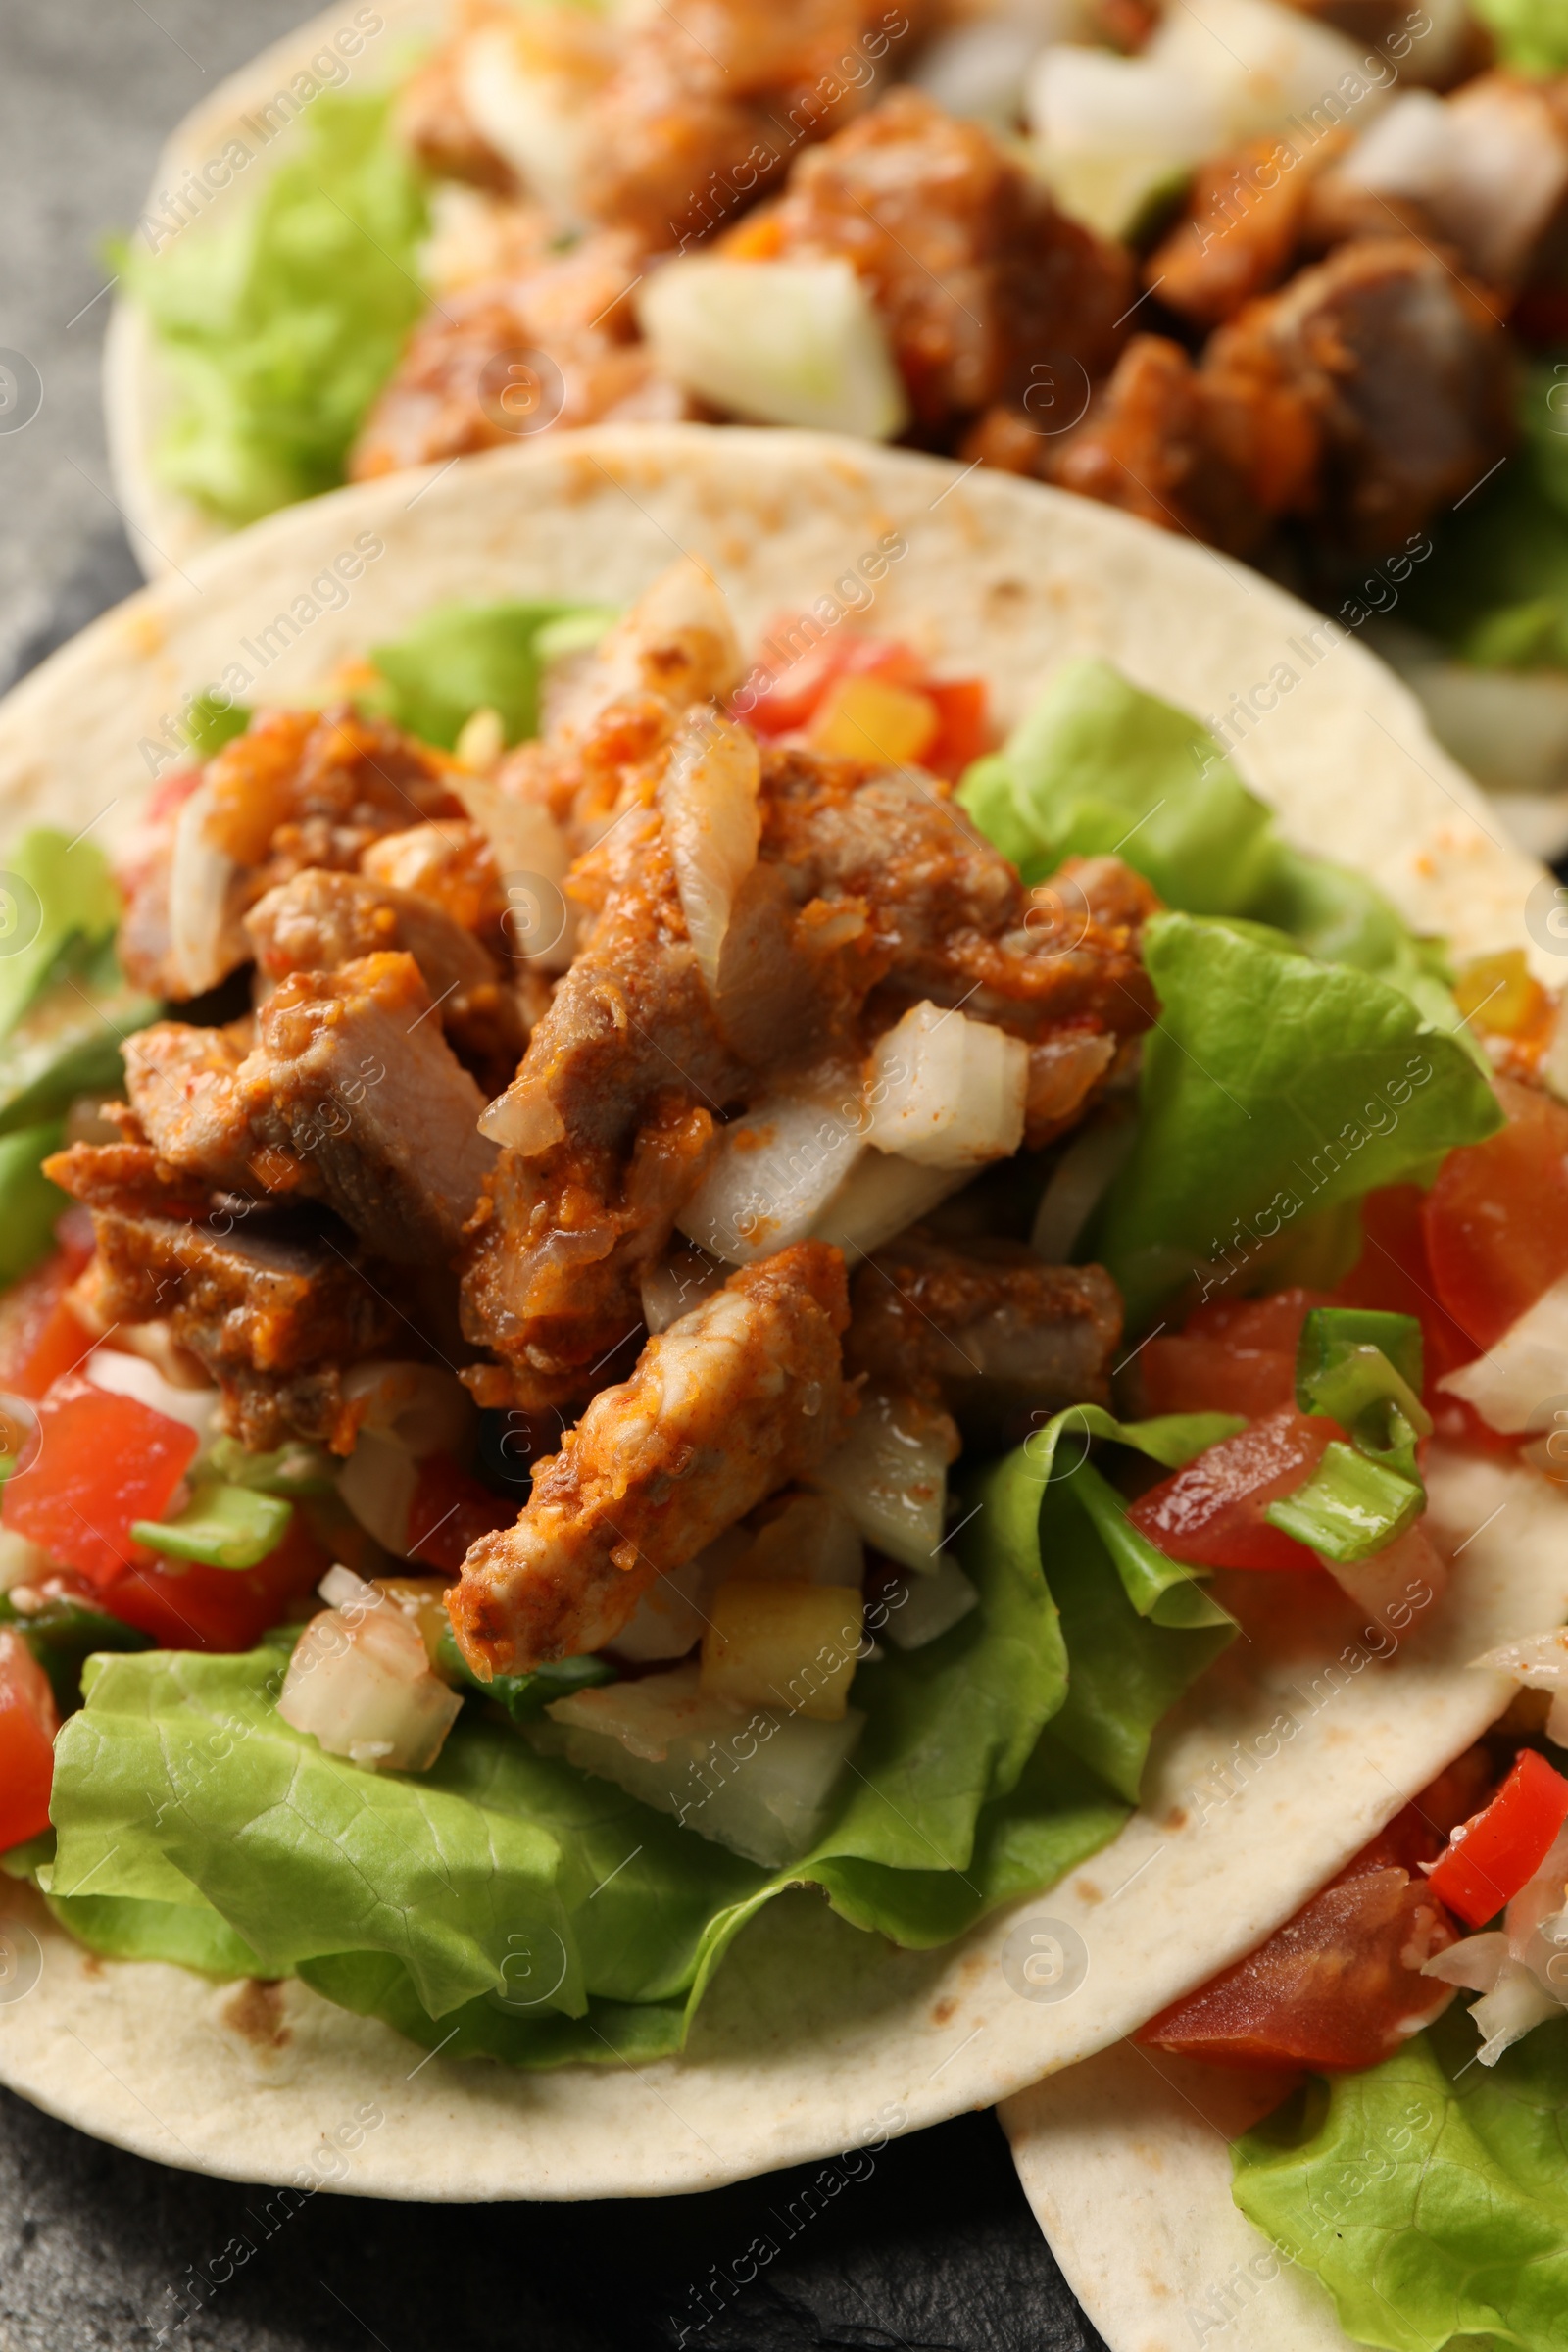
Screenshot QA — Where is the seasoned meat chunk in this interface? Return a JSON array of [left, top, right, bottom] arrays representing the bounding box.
[[122, 1022, 274, 1196], [81, 1200, 404, 1454], [1146, 137, 1325, 328], [350, 235, 693, 479], [250, 953, 498, 1266], [396, 33, 517, 192], [450, 1241, 849, 1675], [245, 867, 527, 1087], [576, 0, 899, 246], [756, 89, 1131, 428], [1211, 238, 1516, 554], [118, 708, 465, 1000], [847, 1231, 1122, 1444], [982, 331, 1321, 556]]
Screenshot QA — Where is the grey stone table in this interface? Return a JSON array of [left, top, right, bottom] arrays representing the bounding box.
[[0, 5, 1104, 2345]]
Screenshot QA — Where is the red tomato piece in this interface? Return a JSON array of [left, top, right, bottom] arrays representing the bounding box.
[[100, 1508, 328, 1651], [1427, 1748, 1568, 1929], [1423, 1077, 1568, 1352], [923, 679, 992, 780], [407, 1453, 514, 1576], [739, 625, 924, 735], [0, 1628, 59, 1853], [1138, 1828, 1461, 2071], [1126, 1405, 1338, 1570], [1141, 1287, 1335, 1419], [0, 1251, 92, 1402], [1, 1376, 198, 1587], [1337, 1184, 1480, 1384]]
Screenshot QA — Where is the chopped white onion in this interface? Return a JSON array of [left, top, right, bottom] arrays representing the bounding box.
[[737, 1494, 865, 1590], [637, 257, 909, 442], [804, 1383, 955, 1574], [1341, 79, 1568, 287], [534, 1663, 864, 1866], [809, 1148, 969, 1257], [678, 1092, 865, 1265], [550, 561, 742, 744], [340, 1361, 473, 1460], [912, 8, 1075, 131], [1423, 1929, 1511, 1996], [1027, 45, 1225, 237], [639, 1244, 727, 1334], [660, 711, 760, 998], [478, 1073, 566, 1153], [1030, 1111, 1136, 1262], [862, 1002, 1028, 1171], [279, 1589, 462, 1772], [456, 16, 608, 222], [85, 1347, 220, 1439], [0, 1528, 49, 1595], [1467, 1962, 1563, 2066], [876, 1554, 980, 1651], [1146, 0, 1384, 147], [336, 1432, 418, 1557], [452, 776, 573, 973], [1439, 1276, 1568, 1436], [604, 1551, 717, 1665], [168, 778, 245, 998]]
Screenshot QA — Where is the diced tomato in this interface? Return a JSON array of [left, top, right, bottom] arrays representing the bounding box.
[[1138, 1778, 1467, 2070], [1427, 1748, 1568, 1929], [1336, 1185, 1480, 1382], [99, 1507, 328, 1651], [0, 1375, 198, 1587], [1422, 1077, 1568, 1353], [407, 1452, 514, 1576], [739, 624, 923, 736], [1141, 1288, 1335, 1420], [923, 679, 993, 780], [0, 1627, 59, 1853], [1126, 1404, 1339, 1570], [142, 766, 206, 825], [0, 1250, 93, 1403]]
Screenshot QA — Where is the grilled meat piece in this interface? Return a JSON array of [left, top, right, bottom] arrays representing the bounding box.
[[846, 1229, 1122, 1444], [1211, 237, 1515, 553], [754, 88, 1131, 429], [396, 31, 519, 192], [245, 867, 527, 1088], [450, 1240, 849, 1675], [1146, 136, 1327, 328], [250, 953, 498, 1266], [118, 708, 465, 1001], [350, 234, 693, 479], [122, 1021, 282, 1196]]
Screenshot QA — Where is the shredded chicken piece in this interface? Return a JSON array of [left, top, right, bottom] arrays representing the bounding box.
[[245, 866, 526, 1088], [248, 953, 498, 1265], [751, 88, 1131, 428], [450, 1240, 849, 1675], [846, 1229, 1122, 1443]]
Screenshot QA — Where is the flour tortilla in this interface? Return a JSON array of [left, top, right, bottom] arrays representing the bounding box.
[[0, 426, 1562, 2201]]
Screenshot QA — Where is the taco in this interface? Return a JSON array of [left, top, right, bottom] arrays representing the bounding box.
[[107, 0, 1568, 840], [0, 424, 1562, 2209]]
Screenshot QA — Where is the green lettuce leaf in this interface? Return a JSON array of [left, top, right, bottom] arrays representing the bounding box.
[[116, 93, 428, 523], [1470, 0, 1568, 74], [369, 601, 618, 749], [1232, 2008, 1568, 2351], [0, 1120, 67, 1285], [1087, 913, 1504, 1327], [0, 829, 121, 1042], [956, 658, 1277, 913], [0, 935, 160, 1136]]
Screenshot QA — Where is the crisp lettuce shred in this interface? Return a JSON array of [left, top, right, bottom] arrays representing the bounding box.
[[42, 1414, 1229, 2065], [117, 93, 427, 523], [1232, 2008, 1568, 2352], [1470, 0, 1568, 74], [960, 662, 1503, 1325], [368, 603, 619, 748]]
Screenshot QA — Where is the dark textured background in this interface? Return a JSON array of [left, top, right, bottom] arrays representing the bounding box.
[[0, 5, 1106, 2344]]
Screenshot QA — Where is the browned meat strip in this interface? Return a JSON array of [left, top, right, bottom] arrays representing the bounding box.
[[350, 235, 693, 480], [751, 89, 1131, 430], [249, 953, 498, 1266], [396, 32, 518, 192], [245, 867, 527, 1087], [122, 1022, 281, 1196], [81, 1200, 405, 1454], [451, 1241, 849, 1675], [1145, 136, 1327, 328], [846, 1230, 1122, 1444], [118, 708, 465, 1000], [1210, 239, 1516, 553]]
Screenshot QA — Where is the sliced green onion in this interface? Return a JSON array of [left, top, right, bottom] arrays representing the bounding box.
[[204, 1434, 337, 1496], [1297, 1306, 1425, 1409], [1263, 1442, 1424, 1564], [131, 1484, 293, 1570]]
